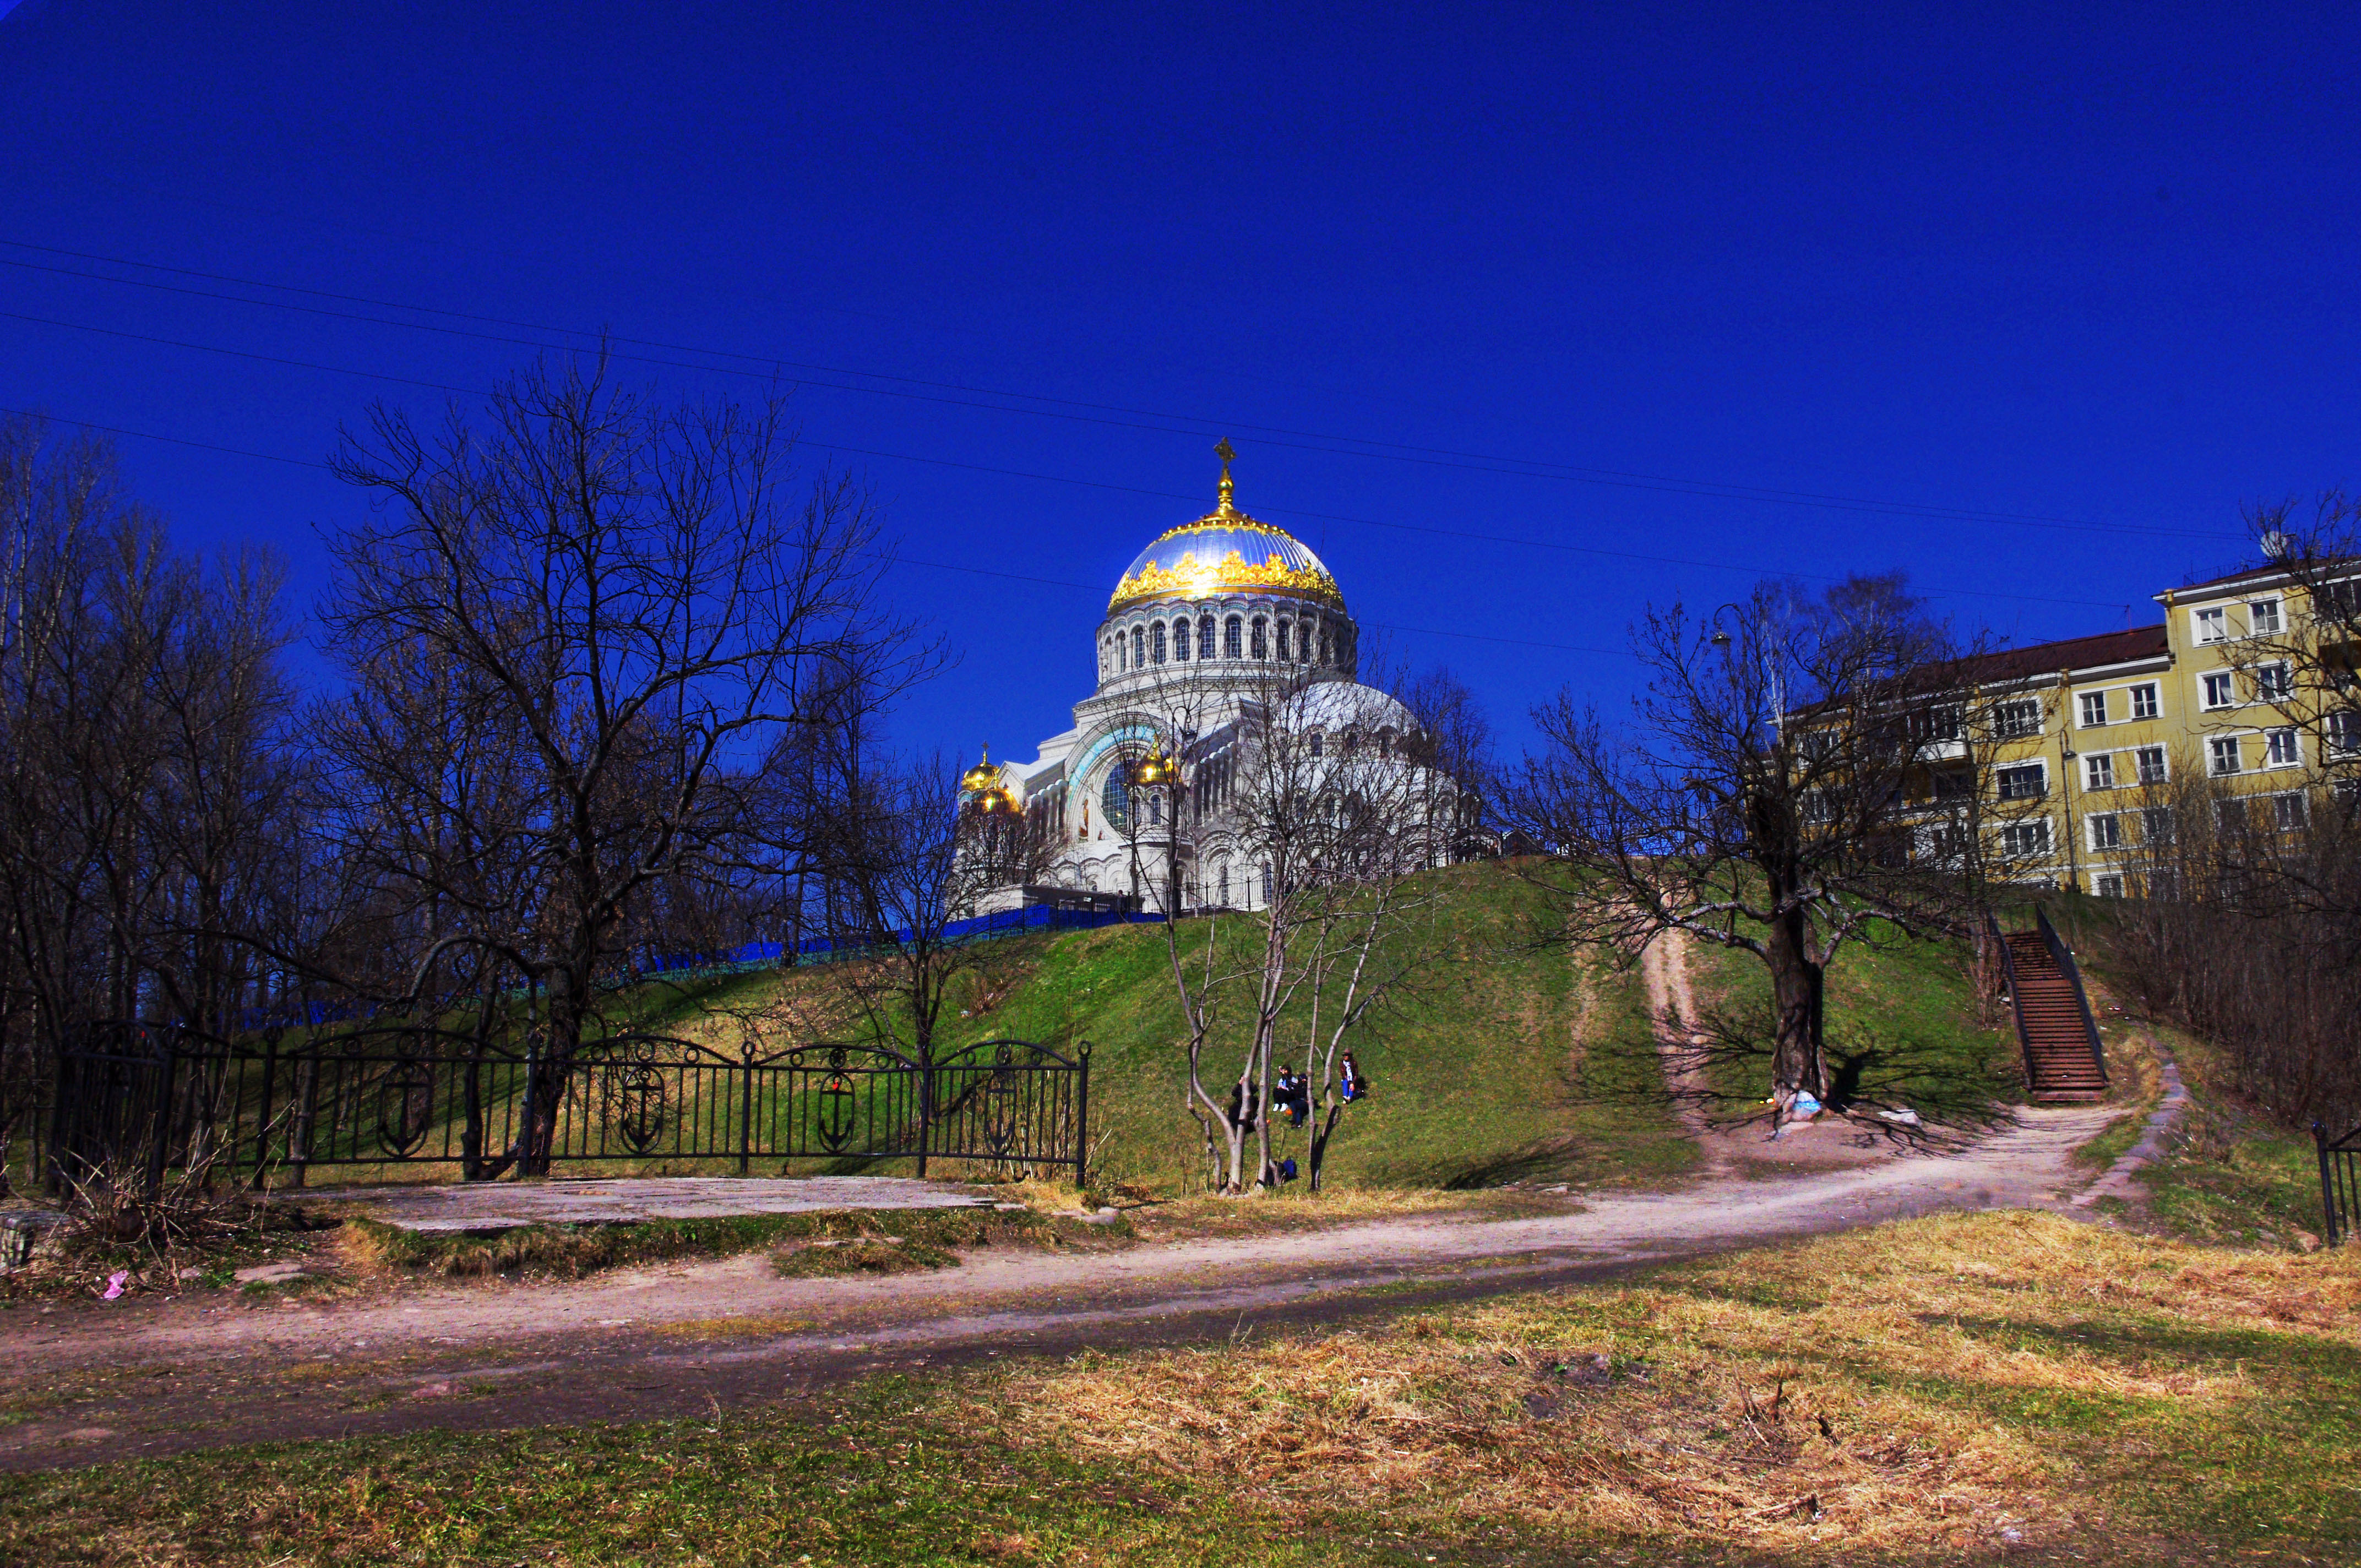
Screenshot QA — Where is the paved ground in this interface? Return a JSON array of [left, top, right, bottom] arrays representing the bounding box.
[[0, 1101, 2137, 1472], [299, 1174, 1014, 1231]]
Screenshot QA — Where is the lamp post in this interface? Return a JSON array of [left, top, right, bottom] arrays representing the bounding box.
[[1709, 602, 1785, 744], [1129, 745, 1184, 919]]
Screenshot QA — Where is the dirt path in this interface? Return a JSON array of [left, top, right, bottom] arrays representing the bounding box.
[[3, 1101, 2123, 1472]]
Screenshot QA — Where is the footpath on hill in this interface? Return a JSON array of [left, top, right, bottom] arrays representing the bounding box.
[[1, 1101, 2124, 1472]]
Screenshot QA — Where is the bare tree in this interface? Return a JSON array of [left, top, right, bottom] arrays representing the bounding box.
[[806, 747, 1060, 1071], [1497, 574, 1990, 1124], [320, 358, 924, 1173], [1159, 662, 1455, 1192]]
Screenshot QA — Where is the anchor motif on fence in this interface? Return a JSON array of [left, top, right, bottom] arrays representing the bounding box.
[[374, 1057, 436, 1158], [608, 1064, 667, 1155]]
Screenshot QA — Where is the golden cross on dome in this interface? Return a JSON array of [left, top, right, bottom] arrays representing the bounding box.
[[1214, 437, 1237, 514]]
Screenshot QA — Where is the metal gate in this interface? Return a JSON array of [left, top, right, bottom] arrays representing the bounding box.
[[2316, 1120, 2361, 1246], [48, 1022, 1090, 1190]]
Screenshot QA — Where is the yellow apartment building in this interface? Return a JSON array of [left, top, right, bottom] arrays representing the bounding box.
[[1943, 559, 2351, 894]]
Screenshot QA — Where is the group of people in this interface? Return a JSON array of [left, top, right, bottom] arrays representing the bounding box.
[[1233, 1052, 1372, 1188], [1230, 1052, 1372, 1134]]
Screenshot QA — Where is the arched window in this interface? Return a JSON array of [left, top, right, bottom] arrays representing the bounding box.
[[1131, 626, 1145, 669], [1116, 635, 1127, 672], [1217, 862, 1230, 905], [1102, 769, 1130, 832], [1261, 863, 1274, 905], [1318, 630, 1330, 666], [1199, 616, 1216, 659], [1251, 618, 1268, 660], [1310, 732, 1324, 759], [1224, 616, 1242, 658], [1275, 620, 1291, 661], [1152, 622, 1167, 665], [1172, 618, 1190, 661], [1147, 792, 1162, 825]]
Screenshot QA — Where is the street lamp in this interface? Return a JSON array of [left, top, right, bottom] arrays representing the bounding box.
[[1708, 602, 1786, 743], [1129, 745, 1184, 918]]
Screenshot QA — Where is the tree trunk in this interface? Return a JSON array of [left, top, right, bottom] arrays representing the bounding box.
[[1764, 906, 1827, 1112]]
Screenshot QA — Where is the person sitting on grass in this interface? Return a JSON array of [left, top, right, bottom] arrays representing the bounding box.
[[1339, 1050, 1370, 1103], [1274, 1066, 1311, 1127]]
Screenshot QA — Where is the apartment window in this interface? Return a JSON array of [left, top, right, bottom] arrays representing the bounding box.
[[2215, 797, 2248, 833], [2079, 691, 2108, 727], [2084, 753, 2115, 791], [2142, 806, 2175, 846], [1800, 788, 1835, 825], [2321, 580, 2361, 623], [2208, 736, 2243, 775], [2255, 661, 2293, 701], [1994, 698, 2042, 739], [2130, 683, 2159, 720], [1224, 617, 1242, 658], [2250, 597, 2283, 635], [1798, 729, 1835, 762], [2202, 672, 2236, 709], [2266, 727, 2300, 767], [2330, 710, 2361, 756], [1932, 767, 1973, 801], [2194, 606, 2227, 644], [1916, 704, 1962, 743], [2000, 820, 2052, 859], [1151, 622, 1167, 665], [2088, 812, 2123, 850], [2136, 745, 2168, 784], [1996, 763, 2047, 801], [2273, 792, 2309, 832], [2095, 873, 2126, 898]]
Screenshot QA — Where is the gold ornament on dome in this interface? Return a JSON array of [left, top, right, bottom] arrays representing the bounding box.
[[1107, 532, 1344, 611]]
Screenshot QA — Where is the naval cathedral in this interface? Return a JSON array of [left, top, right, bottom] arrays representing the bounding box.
[[960, 445, 1467, 914]]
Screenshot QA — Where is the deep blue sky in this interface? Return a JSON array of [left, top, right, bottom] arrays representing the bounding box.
[[3, 1, 2353, 763]]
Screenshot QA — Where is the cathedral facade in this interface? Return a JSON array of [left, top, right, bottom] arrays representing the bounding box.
[[964, 449, 1453, 913]]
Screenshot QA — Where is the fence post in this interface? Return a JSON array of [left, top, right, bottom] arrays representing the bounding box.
[[1074, 1042, 1091, 1189], [738, 1048, 755, 1177], [2318, 1123, 2343, 1248], [916, 1054, 932, 1181]]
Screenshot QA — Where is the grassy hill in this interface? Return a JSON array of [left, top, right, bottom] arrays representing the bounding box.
[[675, 859, 2019, 1197]]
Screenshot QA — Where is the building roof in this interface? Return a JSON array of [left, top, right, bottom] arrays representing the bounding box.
[[2161, 562, 2291, 598], [1952, 624, 2169, 685]]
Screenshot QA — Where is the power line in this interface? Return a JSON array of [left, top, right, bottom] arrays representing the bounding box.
[[0, 316, 2139, 613], [1, 237, 2240, 544], [0, 404, 1624, 656]]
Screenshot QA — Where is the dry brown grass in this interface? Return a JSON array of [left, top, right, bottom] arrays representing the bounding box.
[[942, 1211, 2361, 1560]]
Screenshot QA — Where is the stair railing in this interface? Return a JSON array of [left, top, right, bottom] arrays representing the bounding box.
[[2035, 905, 2109, 1088], [1989, 913, 2039, 1091]]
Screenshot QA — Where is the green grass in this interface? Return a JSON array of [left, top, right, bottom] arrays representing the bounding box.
[[1680, 918, 2020, 1126], [917, 862, 1699, 1195]]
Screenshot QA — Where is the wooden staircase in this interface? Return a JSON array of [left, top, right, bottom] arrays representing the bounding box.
[[1995, 909, 2108, 1101]]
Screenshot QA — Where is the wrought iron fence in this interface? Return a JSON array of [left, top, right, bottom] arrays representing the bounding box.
[[2316, 1120, 2361, 1246], [47, 1021, 1089, 1192]]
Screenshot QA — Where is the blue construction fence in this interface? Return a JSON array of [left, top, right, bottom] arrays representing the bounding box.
[[647, 902, 1168, 981], [230, 904, 1166, 1032]]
